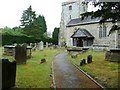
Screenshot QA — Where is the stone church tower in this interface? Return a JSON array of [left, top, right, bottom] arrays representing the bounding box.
[[59, 0, 88, 46]]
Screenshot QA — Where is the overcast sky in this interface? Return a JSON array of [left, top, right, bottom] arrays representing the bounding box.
[[0, 0, 68, 32], [0, 0, 95, 33]]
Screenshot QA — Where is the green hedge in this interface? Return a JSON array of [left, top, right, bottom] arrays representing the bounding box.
[[2, 34, 40, 45]]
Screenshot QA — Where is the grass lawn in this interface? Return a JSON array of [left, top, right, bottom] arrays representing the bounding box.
[[1, 47, 64, 88], [68, 50, 120, 88]]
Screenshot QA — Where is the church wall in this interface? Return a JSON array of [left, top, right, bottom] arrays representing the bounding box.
[[66, 22, 117, 48], [59, 0, 88, 46]]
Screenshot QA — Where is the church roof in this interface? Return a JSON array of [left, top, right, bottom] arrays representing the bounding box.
[[71, 28, 94, 38], [67, 17, 101, 27]]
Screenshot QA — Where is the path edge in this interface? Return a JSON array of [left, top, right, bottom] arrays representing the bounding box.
[[52, 60, 56, 89], [68, 58, 106, 90]]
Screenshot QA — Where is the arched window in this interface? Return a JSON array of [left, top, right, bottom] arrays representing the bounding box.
[[103, 26, 107, 37], [99, 26, 102, 38]]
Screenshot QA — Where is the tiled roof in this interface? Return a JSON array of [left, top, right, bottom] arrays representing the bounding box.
[[67, 17, 101, 27], [71, 28, 94, 38]]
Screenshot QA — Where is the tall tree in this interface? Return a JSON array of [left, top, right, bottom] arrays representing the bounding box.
[[20, 5, 36, 26], [20, 5, 37, 37], [20, 5, 47, 39], [36, 15, 47, 37], [32, 15, 47, 39], [52, 27, 59, 45], [81, 2, 120, 35]]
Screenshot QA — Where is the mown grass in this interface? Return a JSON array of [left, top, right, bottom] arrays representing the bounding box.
[[68, 50, 120, 88], [1, 47, 64, 88]]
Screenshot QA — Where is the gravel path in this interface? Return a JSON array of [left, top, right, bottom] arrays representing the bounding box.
[[53, 52, 103, 89]]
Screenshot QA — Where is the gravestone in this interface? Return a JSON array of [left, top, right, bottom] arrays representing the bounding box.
[[37, 42, 40, 50], [71, 54, 77, 58], [2, 59, 16, 89], [27, 46, 32, 59], [46, 42, 48, 48], [30, 43, 33, 47], [105, 48, 120, 62], [40, 58, 46, 64], [105, 51, 111, 61], [4, 45, 15, 56], [32, 43, 36, 51], [14, 43, 17, 46], [15, 44, 27, 64], [40, 41, 44, 50], [87, 55, 92, 64], [80, 59, 86, 66]]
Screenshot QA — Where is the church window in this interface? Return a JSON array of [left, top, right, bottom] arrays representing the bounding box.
[[99, 26, 102, 38], [69, 6, 72, 10], [103, 26, 107, 37]]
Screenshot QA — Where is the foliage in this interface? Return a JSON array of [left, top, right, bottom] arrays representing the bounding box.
[[81, 2, 120, 35], [1, 6, 51, 45], [20, 6, 47, 39], [1, 27, 40, 45], [20, 5, 36, 26], [52, 27, 59, 45]]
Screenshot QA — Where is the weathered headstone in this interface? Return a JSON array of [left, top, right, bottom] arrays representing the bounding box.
[[4, 45, 15, 56], [14, 43, 17, 46], [15, 44, 27, 64], [105, 51, 111, 61], [87, 55, 92, 64], [30, 43, 32, 47], [71, 54, 77, 58], [27, 46, 32, 59], [32, 43, 36, 51], [40, 41, 44, 50], [2, 59, 16, 89], [36, 42, 40, 50], [105, 49, 120, 62], [40, 58, 46, 64], [80, 59, 86, 66], [46, 42, 48, 48]]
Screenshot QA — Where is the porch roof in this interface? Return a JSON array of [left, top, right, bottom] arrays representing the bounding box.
[[71, 28, 94, 38]]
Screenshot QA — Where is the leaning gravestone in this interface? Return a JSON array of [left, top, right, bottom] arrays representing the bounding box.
[[15, 44, 27, 64], [40, 41, 44, 50], [2, 59, 16, 89]]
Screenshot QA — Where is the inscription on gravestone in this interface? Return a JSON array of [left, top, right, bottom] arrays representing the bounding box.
[[15, 44, 27, 64]]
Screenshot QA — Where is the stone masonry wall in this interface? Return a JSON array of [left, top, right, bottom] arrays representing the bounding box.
[[66, 22, 116, 48], [59, 0, 88, 46]]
